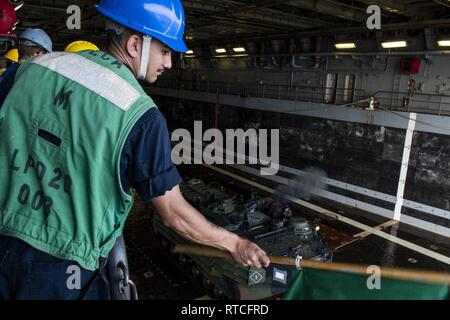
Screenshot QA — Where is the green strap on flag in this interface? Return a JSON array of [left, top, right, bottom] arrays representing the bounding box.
[[283, 268, 450, 300]]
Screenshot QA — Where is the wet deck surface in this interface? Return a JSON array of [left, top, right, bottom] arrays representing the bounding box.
[[124, 165, 450, 300]]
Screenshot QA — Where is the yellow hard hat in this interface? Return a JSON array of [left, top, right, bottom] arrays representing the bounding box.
[[64, 40, 100, 53], [4, 49, 18, 63]]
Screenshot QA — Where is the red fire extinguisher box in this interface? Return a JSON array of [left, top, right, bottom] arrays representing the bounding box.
[[400, 56, 421, 74]]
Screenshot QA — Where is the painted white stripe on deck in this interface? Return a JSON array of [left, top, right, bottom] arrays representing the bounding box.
[[33, 52, 140, 111], [353, 220, 399, 239], [183, 142, 450, 237], [236, 162, 450, 238], [231, 163, 397, 220], [394, 112, 417, 221], [203, 164, 450, 265], [181, 137, 450, 221]]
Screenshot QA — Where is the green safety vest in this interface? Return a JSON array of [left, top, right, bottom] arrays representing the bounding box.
[[0, 51, 155, 271]]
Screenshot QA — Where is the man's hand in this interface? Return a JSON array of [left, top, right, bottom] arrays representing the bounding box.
[[230, 238, 270, 269], [153, 186, 270, 269]]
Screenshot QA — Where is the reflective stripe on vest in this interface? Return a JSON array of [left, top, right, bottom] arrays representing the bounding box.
[[33, 52, 140, 111]]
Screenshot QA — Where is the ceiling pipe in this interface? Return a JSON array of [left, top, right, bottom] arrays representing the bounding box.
[[314, 37, 322, 69], [22, 3, 67, 12], [324, 55, 390, 72], [186, 50, 450, 60], [292, 56, 320, 69], [353, 0, 410, 16], [285, 0, 366, 22], [291, 36, 321, 69], [182, 0, 329, 29], [432, 0, 450, 8], [189, 18, 450, 47], [260, 41, 276, 69]]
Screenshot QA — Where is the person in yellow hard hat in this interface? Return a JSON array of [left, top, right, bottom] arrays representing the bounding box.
[[4, 48, 18, 63], [64, 40, 100, 52], [0, 49, 19, 76]]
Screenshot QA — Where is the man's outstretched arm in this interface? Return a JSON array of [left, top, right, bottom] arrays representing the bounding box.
[[152, 185, 270, 269]]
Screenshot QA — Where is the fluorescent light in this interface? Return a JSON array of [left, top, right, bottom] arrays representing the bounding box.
[[233, 47, 246, 52], [186, 50, 194, 54], [335, 42, 356, 49], [215, 48, 226, 53], [381, 41, 407, 48], [385, 7, 399, 13], [438, 40, 450, 47]]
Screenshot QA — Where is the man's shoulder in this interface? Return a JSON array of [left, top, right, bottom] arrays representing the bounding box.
[[132, 107, 166, 131], [1, 63, 20, 79]]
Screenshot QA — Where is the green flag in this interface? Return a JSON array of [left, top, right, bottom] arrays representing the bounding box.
[[283, 268, 449, 300]]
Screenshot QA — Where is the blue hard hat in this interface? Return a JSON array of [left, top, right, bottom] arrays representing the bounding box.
[[19, 28, 53, 53], [96, 0, 188, 53]]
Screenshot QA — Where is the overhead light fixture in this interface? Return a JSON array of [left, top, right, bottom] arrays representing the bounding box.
[[215, 48, 226, 54], [381, 40, 407, 48], [186, 50, 194, 55], [385, 7, 399, 13], [335, 42, 356, 49], [233, 47, 246, 53], [437, 40, 450, 47]]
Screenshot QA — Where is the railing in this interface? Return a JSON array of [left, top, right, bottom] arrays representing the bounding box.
[[155, 79, 367, 105], [373, 91, 450, 116], [154, 79, 450, 116]]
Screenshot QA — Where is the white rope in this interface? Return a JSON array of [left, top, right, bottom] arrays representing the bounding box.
[[138, 35, 152, 80], [295, 255, 303, 270]]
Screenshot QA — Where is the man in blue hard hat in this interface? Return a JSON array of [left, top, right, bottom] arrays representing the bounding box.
[[0, 0, 270, 300], [0, 28, 52, 105]]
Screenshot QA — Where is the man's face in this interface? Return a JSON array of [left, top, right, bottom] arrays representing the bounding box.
[[146, 39, 172, 83]]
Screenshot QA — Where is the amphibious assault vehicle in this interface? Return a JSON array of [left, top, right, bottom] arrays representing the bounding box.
[[153, 177, 332, 299]]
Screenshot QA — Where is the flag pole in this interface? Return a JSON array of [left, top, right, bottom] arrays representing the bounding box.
[[174, 244, 450, 285]]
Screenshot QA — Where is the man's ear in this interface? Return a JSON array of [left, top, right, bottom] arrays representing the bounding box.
[[31, 51, 44, 57], [125, 34, 141, 58]]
